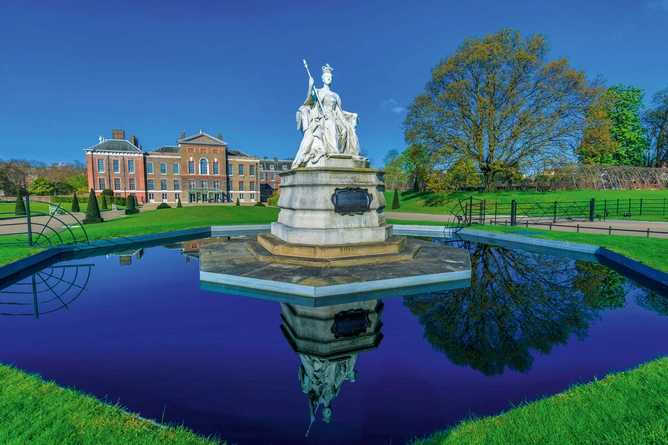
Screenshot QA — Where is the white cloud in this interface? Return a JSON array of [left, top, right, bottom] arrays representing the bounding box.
[[646, 0, 668, 10], [381, 99, 406, 114]]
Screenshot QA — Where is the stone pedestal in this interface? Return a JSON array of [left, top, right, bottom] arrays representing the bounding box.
[[271, 155, 391, 246]]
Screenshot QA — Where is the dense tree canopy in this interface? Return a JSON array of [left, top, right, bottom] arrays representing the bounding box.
[[643, 87, 668, 167], [27, 177, 55, 196], [404, 29, 603, 191]]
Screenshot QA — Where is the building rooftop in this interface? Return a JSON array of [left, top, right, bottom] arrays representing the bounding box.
[[83, 139, 141, 153], [151, 146, 181, 154], [227, 148, 254, 158], [178, 131, 227, 146]]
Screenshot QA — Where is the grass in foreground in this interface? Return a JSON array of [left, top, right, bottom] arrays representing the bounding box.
[[412, 356, 668, 445], [0, 364, 221, 445], [386, 218, 668, 272]]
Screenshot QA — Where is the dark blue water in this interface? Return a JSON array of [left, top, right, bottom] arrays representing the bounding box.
[[1, 239, 667, 445]]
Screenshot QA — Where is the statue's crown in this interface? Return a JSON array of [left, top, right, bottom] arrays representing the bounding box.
[[322, 64, 333, 74]]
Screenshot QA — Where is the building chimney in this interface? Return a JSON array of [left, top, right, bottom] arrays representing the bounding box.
[[130, 135, 138, 147], [274, 157, 278, 161], [112, 129, 125, 140], [218, 133, 223, 141], [181, 132, 186, 139]]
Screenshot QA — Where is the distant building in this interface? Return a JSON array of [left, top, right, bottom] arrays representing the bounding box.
[[259, 157, 293, 202], [83, 129, 260, 203]]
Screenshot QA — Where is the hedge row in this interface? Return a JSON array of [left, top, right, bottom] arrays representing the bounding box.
[[51, 196, 127, 206]]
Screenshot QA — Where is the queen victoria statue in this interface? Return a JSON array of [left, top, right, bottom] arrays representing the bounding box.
[[292, 62, 362, 169]]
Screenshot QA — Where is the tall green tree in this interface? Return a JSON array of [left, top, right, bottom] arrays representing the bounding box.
[[404, 29, 602, 191], [643, 87, 668, 167], [403, 145, 430, 191]]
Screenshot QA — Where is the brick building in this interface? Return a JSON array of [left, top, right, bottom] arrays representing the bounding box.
[[84, 129, 259, 203], [259, 157, 293, 202]]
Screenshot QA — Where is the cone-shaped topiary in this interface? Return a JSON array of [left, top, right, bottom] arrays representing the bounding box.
[[14, 193, 26, 216], [392, 189, 400, 210], [100, 195, 108, 210], [71, 192, 80, 212], [236, 197, 240, 206], [125, 194, 139, 215], [156, 202, 172, 209], [176, 196, 183, 208], [82, 189, 103, 224]]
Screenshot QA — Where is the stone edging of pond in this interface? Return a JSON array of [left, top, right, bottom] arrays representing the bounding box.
[[1, 224, 666, 294]]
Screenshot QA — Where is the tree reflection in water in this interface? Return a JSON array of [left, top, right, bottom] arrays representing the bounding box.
[[404, 242, 630, 376]]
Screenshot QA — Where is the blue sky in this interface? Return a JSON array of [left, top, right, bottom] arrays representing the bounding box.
[[1, 0, 667, 166]]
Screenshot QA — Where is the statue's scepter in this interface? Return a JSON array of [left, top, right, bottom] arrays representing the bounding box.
[[303, 59, 328, 120]]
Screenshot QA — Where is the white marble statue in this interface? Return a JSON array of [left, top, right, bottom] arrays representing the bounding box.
[[292, 62, 361, 169]]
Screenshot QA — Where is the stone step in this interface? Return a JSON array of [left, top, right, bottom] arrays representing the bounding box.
[[257, 233, 407, 258]]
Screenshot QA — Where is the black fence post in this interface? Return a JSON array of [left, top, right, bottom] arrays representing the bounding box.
[[469, 196, 473, 224], [616, 198, 619, 215], [553, 201, 558, 223], [482, 199, 487, 225], [603, 199, 607, 221], [664, 198, 666, 216], [589, 198, 595, 222], [510, 200, 517, 226], [628, 198, 631, 214], [25, 193, 33, 247], [494, 202, 498, 223], [640, 198, 643, 217]]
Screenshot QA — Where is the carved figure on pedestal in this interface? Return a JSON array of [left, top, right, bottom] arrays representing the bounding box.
[[293, 62, 361, 169]]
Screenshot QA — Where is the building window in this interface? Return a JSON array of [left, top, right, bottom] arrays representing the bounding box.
[[147, 162, 153, 174], [261, 172, 265, 181], [213, 181, 220, 189], [113, 160, 119, 173], [173, 163, 179, 174], [175, 193, 180, 201], [238, 165, 244, 176], [174, 180, 180, 190], [202, 180, 208, 188], [270, 165, 275, 170], [160, 180, 167, 190], [271, 173, 275, 181], [188, 161, 194, 174], [98, 178, 105, 189], [250, 165, 255, 176], [200, 158, 209, 175], [129, 178, 135, 190], [251, 193, 255, 201], [240, 193, 244, 201], [162, 193, 168, 202], [114, 178, 121, 190], [97, 159, 104, 173], [148, 193, 154, 202], [250, 181, 255, 191], [227, 165, 233, 176], [213, 162, 219, 175], [148, 179, 154, 190], [189, 180, 196, 189], [239, 182, 245, 191], [160, 163, 167, 174], [128, 160, 135, 174]]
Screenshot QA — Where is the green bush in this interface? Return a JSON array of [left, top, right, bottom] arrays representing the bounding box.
[[100, 195, 108, 210], [254, 201, 265, 206], [392, 189, 400, 210], [236, 197, 240, 206], [82, 189, 103, 224], [125, 194, 139, 215], [51, 195, 127, 206], [14, 193, 26, 216], [156, 203, 172, 209], [176, 196, 183, 208], [266, 193, 280, 206], [71, 192, 80, 212], [101, 189, 114, 197]]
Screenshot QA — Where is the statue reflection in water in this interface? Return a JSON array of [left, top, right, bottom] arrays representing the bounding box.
[[279, 299, 383, 435]]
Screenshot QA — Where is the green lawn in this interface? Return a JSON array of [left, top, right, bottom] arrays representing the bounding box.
[[412, 356, 668, 445], [387, 218, 668, 272], [384, 189, 668, 222], [0, 364, 221, 445]]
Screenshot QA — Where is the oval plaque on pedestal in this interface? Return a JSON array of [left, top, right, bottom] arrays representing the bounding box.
[[331, 187, 373, 216], [331, 309, 371, 338]]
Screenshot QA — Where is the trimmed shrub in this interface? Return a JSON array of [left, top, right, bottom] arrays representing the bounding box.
[[125, 194, 139, 215], [392, 189, 400, 210], [101, 189, 113, 197], [82, 189, 103, 224], [176, 196, 183, 208], [254, 201, 265, 206], [71, 192, 80, 212], [14, 193, 26, 216], [236, 197, 240, 206], [266, 192, 280, 206], [156, 203, 172, 209], [100, 195, 108, 210]]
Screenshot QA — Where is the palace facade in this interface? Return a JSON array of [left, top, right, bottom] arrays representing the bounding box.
[[84, 129, 264, 203]]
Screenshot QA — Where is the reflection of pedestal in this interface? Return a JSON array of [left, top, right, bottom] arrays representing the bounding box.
[[280, 300, 384, 430], [280, 299, 383, 359]]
